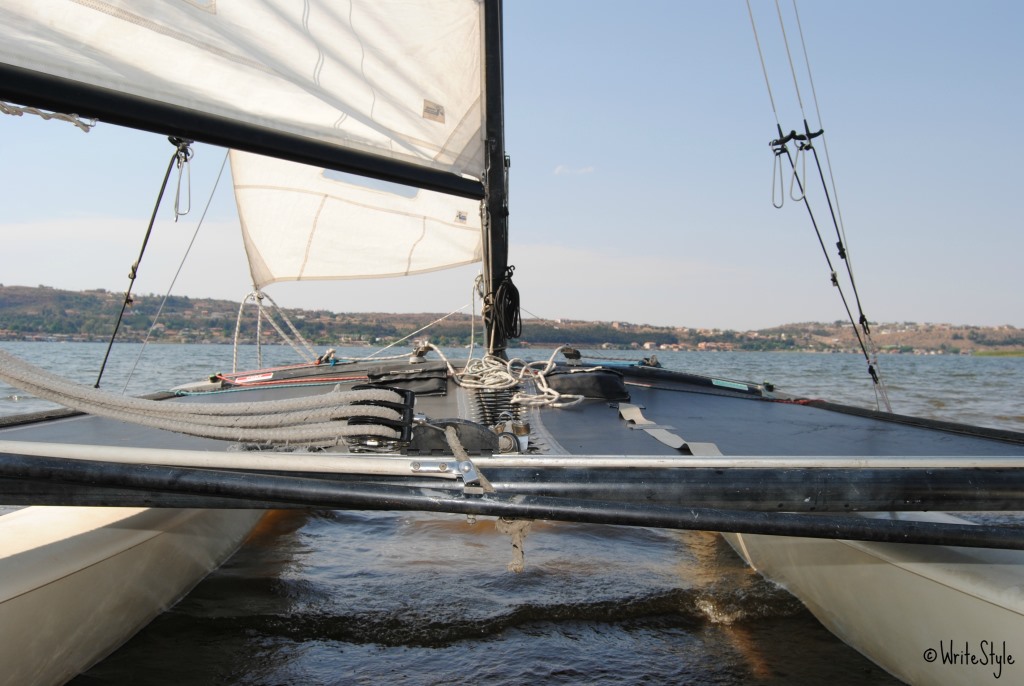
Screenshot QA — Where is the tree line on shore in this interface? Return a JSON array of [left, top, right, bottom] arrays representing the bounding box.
[[1, 285, 1021, 353]]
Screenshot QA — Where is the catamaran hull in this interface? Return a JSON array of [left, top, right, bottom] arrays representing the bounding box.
[[0, 506, 263, 686], [724, 512, 1024, 686]]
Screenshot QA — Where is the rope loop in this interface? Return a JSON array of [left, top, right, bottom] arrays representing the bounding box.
[[170, 137, 194, 221], [771, 148, 785, 209]]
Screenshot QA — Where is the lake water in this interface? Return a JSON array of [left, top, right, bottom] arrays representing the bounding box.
[[2, 341, 1022, 685]]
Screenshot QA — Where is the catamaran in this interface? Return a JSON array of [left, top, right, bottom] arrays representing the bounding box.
[[1, 2, 1021, 685]]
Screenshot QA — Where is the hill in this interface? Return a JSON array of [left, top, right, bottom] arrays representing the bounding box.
[[0, 284, 1021, 354]]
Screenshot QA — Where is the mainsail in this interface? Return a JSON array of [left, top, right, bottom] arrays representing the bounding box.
[[0, 0, 487, 195]]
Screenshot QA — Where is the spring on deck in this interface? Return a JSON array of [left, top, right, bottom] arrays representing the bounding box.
[[469, 387, 520, 426]]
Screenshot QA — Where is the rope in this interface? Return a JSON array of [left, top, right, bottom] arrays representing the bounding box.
[[746, 0, 781, 123], [252, 296, 308, 360], [363, 304, 470, 359], [774, 0, 805, 114], [231, 291, 317, 371], [789, 0, 889, 411], [173, 141, 192, 220], [443, 425, 494, 492], [748, 1, 892, 413], [495, 517, 532, 573], [468, 273, 486, 362], [428, 344, 590, 409], [232, 294, 252, 373], [95, 137, 193, 388], [0, 349, 404, 446], [124, 150, 231, 394], [495, 266, 522, 339], [0, 101, 96, 132], [488, 266, 522, 353], [260, 291, 318, 360]]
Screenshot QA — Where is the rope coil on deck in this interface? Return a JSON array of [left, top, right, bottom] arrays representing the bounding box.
[[428, 344, 592, 408], [0, 349, 403, 445]]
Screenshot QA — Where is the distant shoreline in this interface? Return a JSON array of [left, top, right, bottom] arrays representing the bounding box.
[[1, 284, 1022, 355], [4, 339, 1024, 359]]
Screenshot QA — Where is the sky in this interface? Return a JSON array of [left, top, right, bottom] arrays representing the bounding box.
[[1, 1, 1022, 331]]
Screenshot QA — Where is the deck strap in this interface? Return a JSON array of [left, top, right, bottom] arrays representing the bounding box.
[[616, 403, 722, 455]]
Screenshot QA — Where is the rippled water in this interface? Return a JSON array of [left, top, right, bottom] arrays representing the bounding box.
[[3, 341, 1021, 685], [73, 512, 896, 685]]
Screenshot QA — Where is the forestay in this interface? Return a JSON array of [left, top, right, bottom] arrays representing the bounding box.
[[0, 0, 486, 180]]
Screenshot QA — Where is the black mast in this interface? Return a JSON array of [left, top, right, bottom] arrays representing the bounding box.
[[482, 0, 511, 356]]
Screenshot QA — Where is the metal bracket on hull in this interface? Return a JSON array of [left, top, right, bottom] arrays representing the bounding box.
[[410, 458, 489, 495]]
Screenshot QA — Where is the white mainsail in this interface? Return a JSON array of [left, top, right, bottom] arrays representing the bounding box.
[[232, 150, 482, 286], [0, 0, 486, 180], [1, 0, 491, 286]]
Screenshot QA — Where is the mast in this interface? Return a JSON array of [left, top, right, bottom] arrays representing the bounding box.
[[482, 0, 511, 356]]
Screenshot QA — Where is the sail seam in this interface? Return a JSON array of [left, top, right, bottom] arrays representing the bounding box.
[[297, 195, 329, 281], [234, 183, 480, 231], [70, 0, 277, 76], [404, 218, 428, 276]]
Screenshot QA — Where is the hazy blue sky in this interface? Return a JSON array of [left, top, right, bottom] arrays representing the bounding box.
[[2, 1, 1022, 330]]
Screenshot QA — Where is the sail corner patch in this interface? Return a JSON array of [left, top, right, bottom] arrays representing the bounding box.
[[422, 100, 446, 124]]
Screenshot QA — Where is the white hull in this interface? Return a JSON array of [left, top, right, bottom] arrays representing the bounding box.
[[0, 506, 264, 686], [724, 512, 1024, 685]]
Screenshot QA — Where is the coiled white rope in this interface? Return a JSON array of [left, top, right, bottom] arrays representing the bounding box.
[[427, 344, 592, 409], [0, 349, 403, 445]]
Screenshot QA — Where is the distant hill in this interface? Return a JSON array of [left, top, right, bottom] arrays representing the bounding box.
[[1, 284, 1021, 354]]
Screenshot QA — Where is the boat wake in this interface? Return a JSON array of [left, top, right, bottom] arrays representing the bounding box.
[[161, 578, 805, 648]]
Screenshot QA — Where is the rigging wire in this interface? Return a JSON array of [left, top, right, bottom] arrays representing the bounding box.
[[95, 137, 192, 388], [231, 290, 318, 372], [792, 0, 850, 262], [791, 0, 869, 325], [747, 1, 781, 125], [364, 304, 471, 359], [123, 149, 230, 394], [468, 273, 486, 362], [784, 0, 891, 411], [747, 0, 891, 412]]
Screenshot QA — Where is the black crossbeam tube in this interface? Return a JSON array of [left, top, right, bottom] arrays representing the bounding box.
[[6, 465, 1024, 512], [2, 453, 1023, 550], [0, 63, 484, 200], [482, 466, 1024, 512]]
